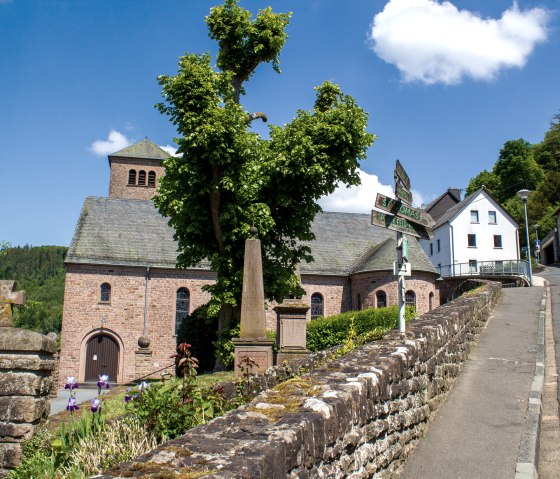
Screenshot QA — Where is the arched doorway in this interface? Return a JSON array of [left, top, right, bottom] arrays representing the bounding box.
[[84, 334, 119, 382]]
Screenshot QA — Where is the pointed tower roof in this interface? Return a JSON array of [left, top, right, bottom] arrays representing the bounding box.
[[109, 138, 170, 161]]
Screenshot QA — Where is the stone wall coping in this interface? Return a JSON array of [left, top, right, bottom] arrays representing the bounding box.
[[0, 327, 57, 354]]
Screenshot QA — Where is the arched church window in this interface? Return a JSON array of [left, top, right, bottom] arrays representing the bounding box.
[[376, 290, 387, 308], [138, 170, 146, 186], [100, 283, 111, 303], [429, 292, 434, 311], [128, 169, 137, 185], [148, 171, 156, 187], [405, 290, 416, 308], [175, 287, 190, 335], [311, 293, 324, 320]]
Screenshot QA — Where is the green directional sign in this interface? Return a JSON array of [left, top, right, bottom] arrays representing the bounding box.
[[395, 160, 410, 190], [395, 182, 412, 205], [375, 193, 435, 228], [371, 210, 433, 240]]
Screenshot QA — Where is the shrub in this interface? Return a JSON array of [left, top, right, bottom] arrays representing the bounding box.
[[306, 306, 415, 351], [127, 344, 227, 441]]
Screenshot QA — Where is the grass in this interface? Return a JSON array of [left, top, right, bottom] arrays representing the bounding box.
[[49, 371, 235, 431]]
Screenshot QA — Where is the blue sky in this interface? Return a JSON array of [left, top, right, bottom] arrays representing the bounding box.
[[1, 0, 559, 247]]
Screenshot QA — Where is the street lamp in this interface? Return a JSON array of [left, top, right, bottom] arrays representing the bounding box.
[[517, 189, 533, 286]]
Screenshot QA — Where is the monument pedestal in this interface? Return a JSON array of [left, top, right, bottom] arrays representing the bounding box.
[[274, 299, 310, 366], [232, 338, 275, 378]]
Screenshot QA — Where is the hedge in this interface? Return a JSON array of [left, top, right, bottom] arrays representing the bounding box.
[[306, 306, 415, 352]]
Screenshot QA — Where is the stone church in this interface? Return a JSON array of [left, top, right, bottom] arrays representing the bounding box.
[[58, 139, 439, 385]]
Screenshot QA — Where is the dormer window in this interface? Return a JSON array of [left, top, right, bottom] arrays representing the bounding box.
[[128, 170, 137, 185], [138, 170, 146, 186], [148, 171, 156, 188]]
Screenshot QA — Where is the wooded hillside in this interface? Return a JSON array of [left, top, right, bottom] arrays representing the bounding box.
[[0, 244, 67, 334], [466, 113, 560, 248]]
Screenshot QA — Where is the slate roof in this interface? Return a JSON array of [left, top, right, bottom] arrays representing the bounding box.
[[109, 138, 170, 161], [66, 197, 437, 275], [432, 187, 518, 229]]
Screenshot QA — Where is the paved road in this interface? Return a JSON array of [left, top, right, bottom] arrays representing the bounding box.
[[400, 287, 542, 479]]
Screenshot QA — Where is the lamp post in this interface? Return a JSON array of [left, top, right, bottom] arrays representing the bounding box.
[[517, 189, 533, 286]]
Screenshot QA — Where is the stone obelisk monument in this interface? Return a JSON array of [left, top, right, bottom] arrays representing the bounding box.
[[232, 227, 274, 378]]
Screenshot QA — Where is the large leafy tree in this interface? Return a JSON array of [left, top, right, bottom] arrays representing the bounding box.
[[493, 139, 543, 201], [465, 169, 502, 199], [154, 1, 374, 344], [534, 113, 560, 172]]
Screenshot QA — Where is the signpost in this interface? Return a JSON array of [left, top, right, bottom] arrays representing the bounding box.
[[374, 193, 435, 229], [371, 160, 434, 333]]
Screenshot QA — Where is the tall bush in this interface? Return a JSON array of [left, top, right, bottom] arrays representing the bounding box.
[[306, 306, 415, 351]]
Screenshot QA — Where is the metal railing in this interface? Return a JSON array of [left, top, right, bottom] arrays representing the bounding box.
[[438, 260, 529, 278]]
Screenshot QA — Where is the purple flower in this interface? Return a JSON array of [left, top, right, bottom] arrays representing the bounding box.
[[97, 374, 110, 390], [138, 381, 149, 393], [64, 376, 79, 390], [91, 398, 102, 413], [66, 397, 79, 412]]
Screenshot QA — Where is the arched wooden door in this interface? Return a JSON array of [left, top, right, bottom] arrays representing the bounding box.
[[85, 334, 119, 382]]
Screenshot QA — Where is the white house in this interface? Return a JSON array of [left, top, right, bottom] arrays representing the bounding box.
[[420, 187, 520, 276]]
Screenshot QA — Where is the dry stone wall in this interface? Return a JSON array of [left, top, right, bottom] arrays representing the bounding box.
[[96, 281, 501, 479], [0, 328, 57, 476]]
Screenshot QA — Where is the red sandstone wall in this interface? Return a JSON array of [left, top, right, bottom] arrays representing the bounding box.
[[350, 271, 440, 315], [60, 264, 439, 385], [59, 264, 215, 386], [108, 157, 164, 200]]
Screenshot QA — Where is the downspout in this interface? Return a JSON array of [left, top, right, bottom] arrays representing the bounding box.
[[348, 276, 353, 311], [143, 266, 150, 336], [515, 229, 520, 262]]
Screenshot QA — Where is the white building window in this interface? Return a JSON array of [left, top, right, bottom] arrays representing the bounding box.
[[437, 239, 441, 252], [494, 235, 502, 248], [471, 210, 479, 223], [488, 211, 497, 224], [430, 243, 433, 256], [468, 234, 477, 247], [469, 260, 478, 273]]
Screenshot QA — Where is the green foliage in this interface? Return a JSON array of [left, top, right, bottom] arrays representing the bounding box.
[[53, 408, 105, 456], [0, 245, 67, 334], [493, 139, 543, 202], [176, 304, 218, 372], [213, 323, 240, 368], [534, 113, 560, 171], [306, 306, 415, 352], [127, 376, 226, 442], [154, 0, 375, 336], [465, 169, 501, 199], [60, 416, 158, 477], [466, 114, 560, 252]]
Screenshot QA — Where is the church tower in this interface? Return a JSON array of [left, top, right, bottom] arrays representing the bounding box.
[[108, 138, 170, 201]]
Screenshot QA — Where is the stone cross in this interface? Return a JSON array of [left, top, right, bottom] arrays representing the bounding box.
[[0, 280, 26, 327]]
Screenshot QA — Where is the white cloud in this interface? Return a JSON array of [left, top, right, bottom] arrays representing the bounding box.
[[90, 130, 131, 156], [159, 144, 179, 157], [369, 0, 549, 85], [319, 169, 394, 213]]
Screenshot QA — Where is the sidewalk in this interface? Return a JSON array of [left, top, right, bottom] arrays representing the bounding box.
[[399, 287, 544, 479], [50, 385, 100, 415]]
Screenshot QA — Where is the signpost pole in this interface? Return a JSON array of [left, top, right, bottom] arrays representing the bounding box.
[[397, 232, 406, 332]]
